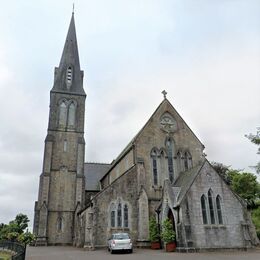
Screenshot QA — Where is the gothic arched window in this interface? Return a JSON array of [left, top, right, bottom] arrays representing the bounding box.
[[124, 204, 128, 228], [184, 152, 189, 171], [166, 138, 174, 182], [110, 203, 116, 227], [216, 195, 223, 224], [208, 189, 215, 224], [151, 149, 158, 186], [117, 203, 122, 227], [59, 101, 67, 126], [68, 102, 76, 127], [201, 195, 208, 224]]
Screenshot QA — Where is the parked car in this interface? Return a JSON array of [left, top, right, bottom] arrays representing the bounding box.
[[107, 232, 133, 254]]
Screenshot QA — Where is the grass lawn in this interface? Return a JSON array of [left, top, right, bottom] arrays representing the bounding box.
[[0, 251, 11, 260]]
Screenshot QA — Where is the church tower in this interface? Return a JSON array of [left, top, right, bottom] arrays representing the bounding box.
[[33, 13, 86, 245]]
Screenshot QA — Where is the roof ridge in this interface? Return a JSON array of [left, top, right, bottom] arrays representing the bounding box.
[[85, 162, 111, 165]]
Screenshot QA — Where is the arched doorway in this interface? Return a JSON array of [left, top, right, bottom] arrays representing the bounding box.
[[167, 209, 176, 242]]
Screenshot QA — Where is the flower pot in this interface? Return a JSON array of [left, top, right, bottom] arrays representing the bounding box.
[[165, 242, 176, 252], [151, 241, 161, 249]]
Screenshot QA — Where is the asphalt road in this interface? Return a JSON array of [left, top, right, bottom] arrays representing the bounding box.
[[26, 246, 260, 260]]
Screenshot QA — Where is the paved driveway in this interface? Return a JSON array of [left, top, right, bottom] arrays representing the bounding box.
[[26, 246, 260, 260]]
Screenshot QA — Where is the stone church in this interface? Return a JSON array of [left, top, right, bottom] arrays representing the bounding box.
[[33, 13, 259, 250]]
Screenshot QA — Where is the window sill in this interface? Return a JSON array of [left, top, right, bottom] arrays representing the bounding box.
[[204, 225, 226, 229]]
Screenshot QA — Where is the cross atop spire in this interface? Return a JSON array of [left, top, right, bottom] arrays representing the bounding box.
[[162, 90, 167, 99]]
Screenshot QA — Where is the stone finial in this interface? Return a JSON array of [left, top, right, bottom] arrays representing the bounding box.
[[162, 90, 167, 99]]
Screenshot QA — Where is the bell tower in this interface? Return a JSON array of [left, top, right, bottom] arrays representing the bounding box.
[[33, 12, 86, 245]]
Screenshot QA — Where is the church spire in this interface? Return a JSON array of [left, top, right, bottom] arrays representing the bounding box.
[[52, 12, 85, 95]]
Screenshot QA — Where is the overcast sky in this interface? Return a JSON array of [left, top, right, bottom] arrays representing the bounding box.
[[0, 0, 259, 228]]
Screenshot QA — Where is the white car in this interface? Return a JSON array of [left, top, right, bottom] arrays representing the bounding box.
[[107, 233, 133, 254]]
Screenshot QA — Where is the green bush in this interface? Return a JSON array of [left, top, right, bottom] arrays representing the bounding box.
[[161, 218, 175, 243], [252, 205, 260, 239], [149, 217, 160, 242]]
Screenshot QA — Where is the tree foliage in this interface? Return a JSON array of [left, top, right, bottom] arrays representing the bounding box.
[[0, 213, 34, 244], [245, 127, 260, 174], [212, 162, 260, 203]]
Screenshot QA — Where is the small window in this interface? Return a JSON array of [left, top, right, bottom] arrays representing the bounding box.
[[124, 204, 128, 228], [66, 66, 73, 86], [63, 140, 67, 152], [59, 101, 67, 126], [57, 217, 62, 232], [208, 190, 215, 224], [68, 102, 76, 127], [184, 152, 189, 171], [166, 138, 174, 182], [111, 211, 115, 227], [216, 195, 223, 224], [117, 203, 122, 227], [201, 195, 208, 224]]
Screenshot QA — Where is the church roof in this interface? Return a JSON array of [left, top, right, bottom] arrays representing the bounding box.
[[84, 162, 111, 190], [100, 98, 204, 182], [173, 162, 205, 205]]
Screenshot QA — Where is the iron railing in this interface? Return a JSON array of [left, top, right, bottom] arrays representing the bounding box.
[[0, 241, 26, 260]]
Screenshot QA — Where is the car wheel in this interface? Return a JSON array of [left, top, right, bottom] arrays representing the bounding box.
[[129, 249, 133, 254]]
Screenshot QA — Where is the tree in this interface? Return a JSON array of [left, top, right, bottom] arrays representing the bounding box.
[[0, 213, 32, 243], [231, 172, 260, 205], [211, 162, 231, 185], [245, 127, 260, 174]]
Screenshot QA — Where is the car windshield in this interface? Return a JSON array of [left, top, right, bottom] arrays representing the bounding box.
[[113, 233, 129, 240]]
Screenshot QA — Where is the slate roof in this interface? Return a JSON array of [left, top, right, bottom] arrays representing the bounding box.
[[84, 162, 111, 191], [173, 162, 205, 205]]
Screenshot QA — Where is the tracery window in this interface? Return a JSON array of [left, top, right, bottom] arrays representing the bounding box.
[[109, 201, 130, 228], [201, 195, 208, 224], [208, 189, 215, 224], [216, 195, 223, 224], [166, 138, 174, 182]]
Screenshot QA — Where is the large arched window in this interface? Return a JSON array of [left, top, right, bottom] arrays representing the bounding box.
[[166, 138, 174, 182], [117, 203, 122, 227], [59, 101, 67, 126], [68, 101, 76, 127], [208, 189, 215, 224], [201, 195, 208, 224], [216, 195, 223, 224], [124, 204, 128, 228], [151, 149, 158, 186]]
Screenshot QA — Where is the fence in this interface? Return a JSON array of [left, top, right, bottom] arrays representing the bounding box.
[[0, 241, 26, 260]]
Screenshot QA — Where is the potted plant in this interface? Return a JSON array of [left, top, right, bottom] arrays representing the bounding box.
[[149, 217, 161, 249], [161, 218, 176, 252]]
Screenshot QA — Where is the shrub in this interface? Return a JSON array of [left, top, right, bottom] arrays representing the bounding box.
[[161, 218, 175, 244]]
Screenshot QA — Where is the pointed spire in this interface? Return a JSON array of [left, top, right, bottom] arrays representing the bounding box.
[[52, 13, 85, 95], [59, 12, 80, 70]]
